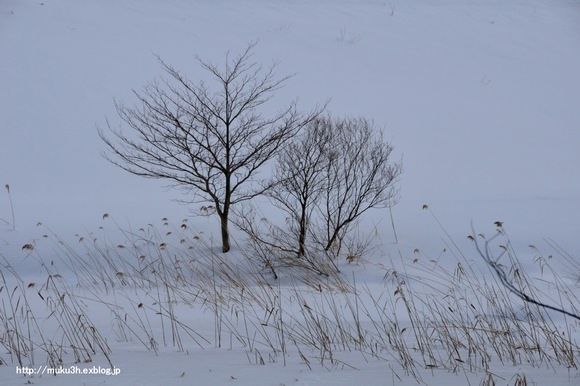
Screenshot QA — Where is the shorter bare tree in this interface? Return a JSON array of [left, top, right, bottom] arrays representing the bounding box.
[[99, 45, 319, 252], [238, 116, 401, 274], [315, 117, 401, 257], [267, 119, 333, 258]]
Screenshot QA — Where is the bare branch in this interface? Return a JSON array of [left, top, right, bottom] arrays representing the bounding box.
[[472, 229, 580, 322], [99, 45, 320, 252]]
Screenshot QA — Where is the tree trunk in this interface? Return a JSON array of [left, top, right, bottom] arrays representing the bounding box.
[[298, 228, 306, 258], [219, 214, 230, 253], [298, 205, 307, 258]]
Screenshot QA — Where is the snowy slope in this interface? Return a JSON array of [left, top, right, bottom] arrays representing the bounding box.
[[1, 0, 580, 248], [1, 1, 580, 385]]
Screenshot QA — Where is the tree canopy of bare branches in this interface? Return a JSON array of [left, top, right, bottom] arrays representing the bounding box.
[[268, 118, 333, 257], [238, 116, 401, 273], [317, 117, 401, 255], [99, 45, 319, 252]]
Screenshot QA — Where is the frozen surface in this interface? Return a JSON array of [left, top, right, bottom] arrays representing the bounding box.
[[1, 0, 580, 384], [1, 0, 579, 246]]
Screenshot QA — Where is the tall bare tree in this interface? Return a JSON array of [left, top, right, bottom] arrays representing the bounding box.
[[99, 45, 318, 252]]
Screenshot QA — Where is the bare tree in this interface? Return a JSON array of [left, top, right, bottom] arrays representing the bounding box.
[[267, 118, 332, 257], [315, 117, 401, 256], [99, 45, 318, 252], [238, 116, 401, 273]]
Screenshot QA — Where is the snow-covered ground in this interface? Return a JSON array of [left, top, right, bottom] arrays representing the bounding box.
[[1, 0, 580, 384], [2, 0, 580, 246]]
